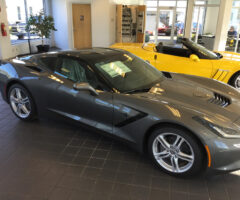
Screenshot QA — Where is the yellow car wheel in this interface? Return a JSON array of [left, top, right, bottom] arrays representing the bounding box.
[[229, 72, 240, 89]]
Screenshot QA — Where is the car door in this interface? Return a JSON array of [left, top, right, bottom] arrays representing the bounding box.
[[39, 55, 114, 133], [153, 51, 213, 79]]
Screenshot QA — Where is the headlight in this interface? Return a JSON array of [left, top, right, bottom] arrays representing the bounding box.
[[193, 116, 240, 139]]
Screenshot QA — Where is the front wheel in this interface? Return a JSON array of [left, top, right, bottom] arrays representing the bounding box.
[[148, 127, 205, 177], [8, 84, 37, 121], [229, 72, 240, 89]]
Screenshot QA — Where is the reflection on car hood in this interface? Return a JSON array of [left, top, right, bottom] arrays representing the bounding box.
[[133, 73, 240, 123]]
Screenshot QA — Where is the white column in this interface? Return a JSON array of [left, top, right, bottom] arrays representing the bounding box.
[[184, 0, 194, 39], [0, 0, 13, 59], [154, 0, 160, 44], [214, 0, 233, 51]]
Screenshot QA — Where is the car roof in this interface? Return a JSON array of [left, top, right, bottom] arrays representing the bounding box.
[[35, 48, 127, 62]]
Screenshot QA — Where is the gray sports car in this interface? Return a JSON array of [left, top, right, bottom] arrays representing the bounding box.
[[1, 48, 240, 177]]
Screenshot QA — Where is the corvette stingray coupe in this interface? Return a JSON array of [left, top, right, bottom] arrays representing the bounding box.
[[1, 49, 240, 177], [111, 38, 240, 89]]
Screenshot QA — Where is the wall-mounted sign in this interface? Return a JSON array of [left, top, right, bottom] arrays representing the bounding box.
[[80, 15, 84, 21]]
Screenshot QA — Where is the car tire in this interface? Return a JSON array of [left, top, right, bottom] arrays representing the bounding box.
[[8, 84, 37, 121], [229, 72, 240, 89], [148, 126, 205, 177]]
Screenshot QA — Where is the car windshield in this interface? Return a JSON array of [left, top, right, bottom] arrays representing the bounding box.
[[94, 53, 163, 93], [183, 39, 221, 59]]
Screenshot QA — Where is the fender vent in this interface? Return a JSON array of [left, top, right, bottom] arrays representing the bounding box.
[[162, 71, 172, 79], [209, 93, 230, 107]]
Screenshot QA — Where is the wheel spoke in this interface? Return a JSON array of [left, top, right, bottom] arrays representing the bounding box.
[[21, 97, 29, 104], [11, 102, 18, 113], [20, 104, 29, 114], [157, 135, 170, 149], [177, 151, 193, 163], [173, 157, 180, 172], [154, 150, 170, 159], [15, 88, 22, 100], [170, 156, 179, 172], [10, 96, 18, 103], [17, 104, 22, 115], [173, 136, 184, 149]]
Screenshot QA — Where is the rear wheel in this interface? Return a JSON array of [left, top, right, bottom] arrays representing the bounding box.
[[8, 84, 37, 121], [148, 126, 205, 177]]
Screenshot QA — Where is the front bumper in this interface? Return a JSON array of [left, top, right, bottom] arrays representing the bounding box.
[[206, 137, 240, 172]]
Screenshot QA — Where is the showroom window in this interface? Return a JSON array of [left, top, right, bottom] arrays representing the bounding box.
[[6, 0, 44, 44], [145, 0, 187, 44], [225, 0, 240, 53], [191, 0, 221, 50]]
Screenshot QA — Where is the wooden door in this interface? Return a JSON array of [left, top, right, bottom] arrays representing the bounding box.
[[72, 4, 92, 49]]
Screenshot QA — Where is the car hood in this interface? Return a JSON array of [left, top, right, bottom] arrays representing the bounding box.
[[132, 73, 240, 124]]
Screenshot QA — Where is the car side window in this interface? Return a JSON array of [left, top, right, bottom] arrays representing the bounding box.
[[38, 56, 58, 71], [55, 57, 102, 90]]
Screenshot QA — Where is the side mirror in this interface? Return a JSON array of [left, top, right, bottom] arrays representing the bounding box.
[[73, 82, 99, 96], [190, 54, 200, 62]]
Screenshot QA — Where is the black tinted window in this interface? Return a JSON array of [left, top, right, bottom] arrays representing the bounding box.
[[38, 57, 58, 71], [54, 57, 102, 89]]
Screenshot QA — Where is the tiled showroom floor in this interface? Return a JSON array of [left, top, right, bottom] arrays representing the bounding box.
[[0, 95, 240, 200]]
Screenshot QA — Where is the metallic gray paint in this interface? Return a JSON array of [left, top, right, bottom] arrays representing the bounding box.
[[1, 49, 240, 173]]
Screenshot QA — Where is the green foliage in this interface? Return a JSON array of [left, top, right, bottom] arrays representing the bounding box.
[[26, 10, 57, 45]]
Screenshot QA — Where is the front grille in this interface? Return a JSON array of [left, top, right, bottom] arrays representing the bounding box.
[[208, 93, 230, 107]]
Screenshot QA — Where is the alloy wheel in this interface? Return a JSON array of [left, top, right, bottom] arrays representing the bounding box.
[[152, 133, 194, 173], [10, 88, 31, 119], [234, 76, 240, 89]]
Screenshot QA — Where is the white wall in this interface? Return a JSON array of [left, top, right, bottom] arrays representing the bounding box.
[[109, 0, 116, 45], [113, 0, 144, 5], [184, 0, 194, 39], [214, 0, 233, 51], [91, 0, 112, 47], [52, 0, 70, 49], [0, 0, 14, 59], [204, 7, 219, 35]]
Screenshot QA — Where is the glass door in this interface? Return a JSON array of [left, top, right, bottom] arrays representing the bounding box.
[[157, 8, 176, 43], [146, 6, 157, 43], [145, 0, 187, 44], [191, 0, 221, 50]]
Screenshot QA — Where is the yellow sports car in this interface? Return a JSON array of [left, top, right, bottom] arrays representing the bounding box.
[[111, 38, 240, 89]]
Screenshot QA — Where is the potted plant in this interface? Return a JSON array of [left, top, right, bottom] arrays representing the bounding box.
[[26, 10, 57, 53]]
